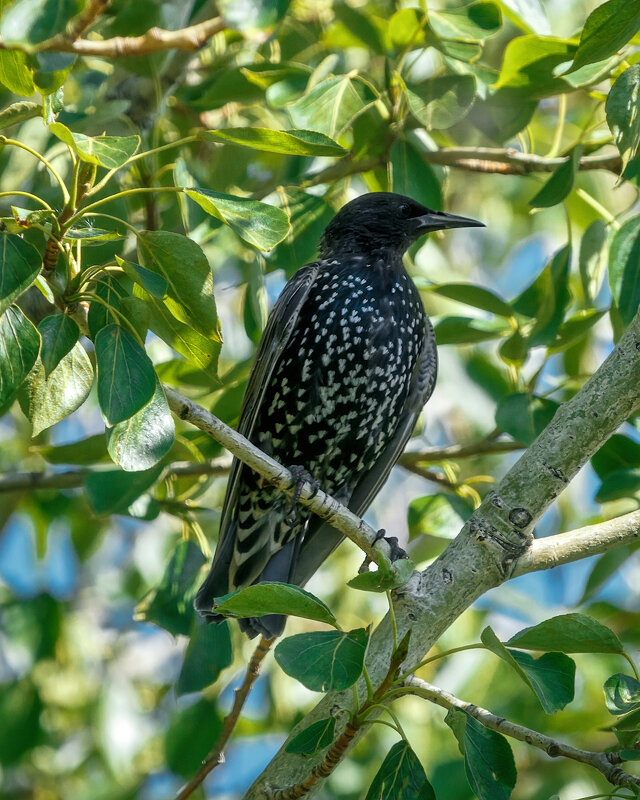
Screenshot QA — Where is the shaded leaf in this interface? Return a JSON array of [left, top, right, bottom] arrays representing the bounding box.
[[406, 75, 476, 129], [430, 1, 501, 41], [288, 75, 373, 139], [595, 467, 640, 502], [0, 233, 42, 317], [609, 215, 640, 326], [434, 316, 509, 345], [286, 717, 336, 756], [85, 464, 163, 516], [27, 342, 93, 436], [116, 255, 167, 299], [390, 139, 442, 211], [604, 673, 640, 715], [464, 714, 517, 800], [200, 127, 346, 156], [49, 122, 139, 168], [569, 0, 640, 72], [592, 434, 640, 479], [95, 324, 156, 425], [165, 697, 222, 778], [529, 146, 582, 208], [275, 628, 369, 691], [135, 540, 206, 636], [36, 433, 109, 465], [495, 393, 558, 446], [185, 189, 290, 252], [87, 276, 126, 339], [606, 65, 640, 170], [37, 314, 79, 378], [0, 100, 41, 130], [579, 219, 608, 303], [548, 309, 605, 352], [427, 283, 513, 317], [347, 559, 415, 593], [580, 547, 637, 604], [508, 613, 624, 654], [177, 617, 232, 695], [212, 582, 337, 626], [107, 380, 174, 471], [513, 245, 571, 346], [0, 305, 40, 411], [494, 35, 575, 96], [365, 740, 435, 800]]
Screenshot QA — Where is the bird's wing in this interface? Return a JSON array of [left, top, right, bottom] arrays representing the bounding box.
[[291, 322, 438, 586], [217, 262, 321, 547]]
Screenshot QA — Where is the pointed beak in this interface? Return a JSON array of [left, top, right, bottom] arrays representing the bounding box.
[[413, 210, 485, 233]]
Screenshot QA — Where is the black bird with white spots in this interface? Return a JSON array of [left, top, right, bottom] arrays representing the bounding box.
[[195, 192, 484, 638]]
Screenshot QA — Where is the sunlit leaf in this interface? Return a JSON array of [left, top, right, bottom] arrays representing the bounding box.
[[200, 127, 347, 156], [37, 314, 79, 378], [212, 582, 337, 626], [49, 122, 140, 168], [609, 215, 640, 325], [0, 305, 40, 411], [568, 0, 640, 72], [0, 233, 42, 317], [288, 75, 373, 139], [177, 617, 232, 695], [365, 740, 435, 800], [495, 393, 558, 446], [508, 613, 624, 654]]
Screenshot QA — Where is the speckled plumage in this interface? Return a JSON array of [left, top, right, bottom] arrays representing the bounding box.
[[195, 193, 483, 638]]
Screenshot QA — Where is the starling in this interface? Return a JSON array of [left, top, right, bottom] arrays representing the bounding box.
[[195, 192, 484, 638]]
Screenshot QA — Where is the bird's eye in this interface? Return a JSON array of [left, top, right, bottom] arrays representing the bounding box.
[[398, 203, 412, 218]]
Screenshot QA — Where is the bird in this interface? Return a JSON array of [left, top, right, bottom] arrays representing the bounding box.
[[195, 192, 484, 639]]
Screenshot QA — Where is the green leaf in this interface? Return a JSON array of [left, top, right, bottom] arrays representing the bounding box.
[[592, 434, 640, 479], [495, 393, 559, 446], [0, 0, 82, 45], [26, 342, 93, 436], [165, 697, 222, 778], [0, 233, 42, 316], [288, 75, 373, 139], [463, 714, 517, 800], [0, 679, 43, 765], [529, 146, 582, 208], [389, 8, 422, 49], [35, 433, 109, 465], [286, 718, 336, 756], [200, 127, 346, 156], [568, 0, 640, 73], [0, 50, 35, 96], [87, 276, 125, 339], [606, 65, 640, 170], [115, 256, 167, 298], [430, 1, 501, 41], [548, 309, 605, 352], [136, 230, 220, 339], [498, 329, 529, 366], [580, 546, 637, 604], [0, 305, 40, 411], [48, 122, 140, 168], [365, 740, 436, 800], [85, 463, 163, 516], [604, 673, 640, 715], [390, 139, 442, 211], [94, 324, 156, 425], [609, 215, 640, 326], [212, 582, 337, 626], [216, 0, 290, 31], [267, 189, 335, 275], [496, 0, 550, 35], [37, 314, 79, 378], [595, 467, 640, 502], [347, 559, 415, 593], [107, 380, 174, 472], [579, 219, 608, 303], [408, 494, 473, 561], [406, 75, 476, 129], [494, 35, 575, 96], [427, 283, 513, 317], [275, 628, 369, 691], [508, 613, 624, 654], [0, 100, 41, 130], [513, 245, 571, 346], [64, 225, 123, 244], [135, 540, 206, 636], [185, 189, 290, 252], [134, 287, 221, 373], [177, 616, 232, 695], [434, 316, 510, 345], [481, 626, 575, 713]]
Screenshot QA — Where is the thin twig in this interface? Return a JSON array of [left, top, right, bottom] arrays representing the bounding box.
[[175, 636, 275, 800], [400, 438, 523, 463], [404, 676, 640, 792]]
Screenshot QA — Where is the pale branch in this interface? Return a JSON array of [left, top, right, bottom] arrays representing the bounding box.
[[404, 677, 640, 792], [513, 510, 640, 577], [400, 438, 523, 463], [0, 16, 226, 58], [421, 147, 623, 176], [244, 310, 640, 798], [0, 457, 231, 493], [162, 385, 399, 569], [175, 636, 275, 800]]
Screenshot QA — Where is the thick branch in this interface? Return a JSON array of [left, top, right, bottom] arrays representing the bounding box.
[[175, 636, 274, 800], [422, 147, 622, 176], [162, 385, 398, 569], [405, 677, 640, 792], [244, 310, 640, 797], [513, 510, 640, 577], [0, 17, 226, 58]]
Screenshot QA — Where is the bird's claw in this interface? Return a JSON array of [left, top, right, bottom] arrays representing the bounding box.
[[373, 529, 408, 562], [286, 465, 319, 523]]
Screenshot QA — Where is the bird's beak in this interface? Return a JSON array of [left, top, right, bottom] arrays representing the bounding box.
[[413, 210, 485, 233]]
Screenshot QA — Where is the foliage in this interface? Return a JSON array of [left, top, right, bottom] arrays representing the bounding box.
[[0, 0, 640, 798]]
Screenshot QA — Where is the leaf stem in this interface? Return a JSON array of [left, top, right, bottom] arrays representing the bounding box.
[[0, 191, 54, 211], [67, 185, 185, 227], [0, 136, 70, 204], [399, 642, 487, 682], [575, 188, 620, 230], [622, 651, 640, 682]]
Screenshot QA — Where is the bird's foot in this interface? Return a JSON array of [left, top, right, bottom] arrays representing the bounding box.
[[373, 529, 408, 562], [286, 465, 319, 523]]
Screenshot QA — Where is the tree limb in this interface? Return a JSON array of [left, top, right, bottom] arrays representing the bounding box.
[[513, 510, 640, 577], [243, 309, 640, 798], [404, 677, 640, 792], [162, 385, 399, 570], [422, 147, 622, 176]]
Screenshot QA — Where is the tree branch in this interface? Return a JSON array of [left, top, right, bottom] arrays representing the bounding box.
[[0, 16, 226, 58], [175, 636, 275, 800], [404, 676, 640, 792], [400, 438, 523, 463], [162, 385, 399, 570], [243, 308, 640, 797], [513, 510, 640, 577], [421, 147, 622, 176]]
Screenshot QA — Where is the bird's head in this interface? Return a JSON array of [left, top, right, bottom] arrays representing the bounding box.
[[318, 192, 484, 258]]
